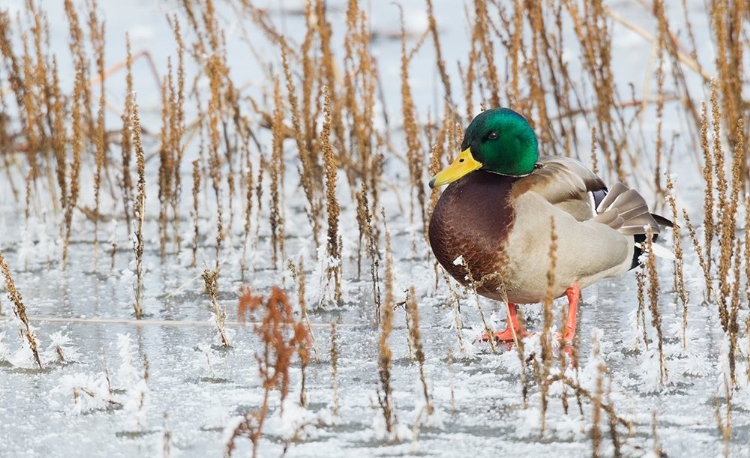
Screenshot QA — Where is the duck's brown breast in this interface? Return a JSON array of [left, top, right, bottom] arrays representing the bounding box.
[[428, 171, 517, 300]]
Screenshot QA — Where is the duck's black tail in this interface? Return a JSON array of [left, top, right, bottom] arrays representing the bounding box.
[[591, 183, 673, 269]]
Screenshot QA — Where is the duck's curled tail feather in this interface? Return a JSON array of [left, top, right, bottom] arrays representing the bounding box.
[[591, 182, 673, 268]]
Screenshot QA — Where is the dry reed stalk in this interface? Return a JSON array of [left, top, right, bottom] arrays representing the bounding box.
[[458, 34, 475, 128], [358, 183, 381, 323], [699, 102, 714, 278], [101, 351, 113, 398], [109, 239, 117, 275], [727, 117, 745, 221], [316, 0, 348, 160], [713, 101, 737, 335], [447, 348, 457, 416], [206, 48, 224, 272], [89, 1, 105, 268], [369, 152, 385, 242], [522, 1, 555, 147], [191, 159, 200, 268], [228, 286, 308, 458], [270, 80, 285, 267], [23, 170, 31, 254], [29, 1, 53, 199], [591, 347, 604, 458], [341, 0, 379, 195], [295, 257, 319, 362], [647, 0, 703, 147], [711, 0, 744, 153], [679, 0, 699, 60], [355, 183, 367, 279], [240, 152, 253, 278], [120, 34, 133, 231], [407, 287, 433, 415], [21, 33, 39, 183], [51, 57, 67, 213], [0, 252, 42, 369], [398, 6, 426, 241], [132, 96, 145, 319], [377, 217, 397, 435], [64, 0, 93, 147], [322, 87, 342, 303], [203, 269, 229, 348], [745, 193, 750, 310], [560, 8, 581, 153], [403, 299, 415, 361], [723, 119, 745, 385], [474, 262, 527, 398], [280, 38, 320, 247], [646, 228, 667, 386], [330, 322, 340, 419], [62, 71, 83, 268], [437, 270, 465, 357], [298, 334, 310, 408], [300, 1, 317, 175], [651, 411, 661, 457], [714, 374, 732, 458], [590, 126, 598, 175], [605, 376, 622, 458], [683, 209, 712, 301], [214, 193, 223, 273], [0, 14, 26, 144], [665, 175, 688, 347], [383, 207, 395, 317], [340, 6, 377, 240], [709, 83, 727, 231], [428, 102, 450, 222], [556, 324, 571, 416], [376, 300, 396, 436], [550, 4, 577, 157], [463, 268, 496, 354], [548, 365, 631, 434], [93, 96, 105, 267], [728, 237, 741, 386], [158, 71, 172, 258], [170, 15, 186, 255], [539, 217, 558, 434], [253, 155, 264, 250]]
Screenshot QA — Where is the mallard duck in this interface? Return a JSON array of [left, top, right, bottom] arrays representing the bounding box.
[[428, 108, 670, 344]]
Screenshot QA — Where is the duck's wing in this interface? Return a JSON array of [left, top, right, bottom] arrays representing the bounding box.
[[513, 156, 666, 236], [511, 156, 606, 222]]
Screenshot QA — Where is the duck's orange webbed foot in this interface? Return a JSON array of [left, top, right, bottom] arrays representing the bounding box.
[[483, 327, 524, 342], [481, 303, 524, 343]]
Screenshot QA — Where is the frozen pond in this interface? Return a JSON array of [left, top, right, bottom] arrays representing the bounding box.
[[2, 223, 749, 457]]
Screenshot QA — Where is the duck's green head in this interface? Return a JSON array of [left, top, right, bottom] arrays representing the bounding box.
[[429, 108, 538, 188]]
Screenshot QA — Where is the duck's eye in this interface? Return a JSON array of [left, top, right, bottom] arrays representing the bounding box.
[[488, 131, 499, 140]]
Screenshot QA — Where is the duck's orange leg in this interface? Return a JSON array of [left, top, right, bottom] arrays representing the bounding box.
[[481, 303, 523, 342], [562, 284, 580, 344]]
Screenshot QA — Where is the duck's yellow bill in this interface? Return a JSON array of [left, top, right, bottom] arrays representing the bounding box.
[[429, 148, 482, 188]]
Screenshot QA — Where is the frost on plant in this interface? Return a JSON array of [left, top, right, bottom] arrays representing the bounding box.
[[118, 334, 151, 432], [43, 331, 80, 364], [54, 372, 121, 415]]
